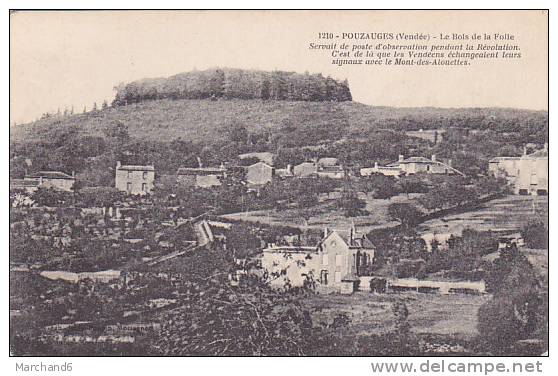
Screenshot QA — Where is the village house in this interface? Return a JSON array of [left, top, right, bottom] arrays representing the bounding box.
[[260, 227, 375, 293], [293, 158, 345, 179], [115, 161, 155, 195], [293, 162, 317, 178], [176, 165, 226, 188], [360, 162, 403, 177], [361, 154, 464, 177], [23, 171, 76, 192], [489, 144, 548, 195], [245, 161, 274, 185]]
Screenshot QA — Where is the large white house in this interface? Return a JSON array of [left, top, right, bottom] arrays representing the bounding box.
[[260, 228, 375, 293]]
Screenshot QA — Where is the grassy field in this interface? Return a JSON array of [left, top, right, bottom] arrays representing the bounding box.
[[418, 195, 548, 236], [222, 192, 420, 234], [305, 291, 489, 339]]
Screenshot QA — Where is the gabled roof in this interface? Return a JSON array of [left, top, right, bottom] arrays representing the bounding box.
[[117, 165, 155, 172], [387, 156, 433, 166], [318, 230, 375, 250], [294, 162, 317, 168], [388, 157, 465, 176], [247, 161, 274, 169], [317, 157, 339, 167], [177, 167, 225, 175], [25, 171, 74, 180], [318, 165, 344, 173]]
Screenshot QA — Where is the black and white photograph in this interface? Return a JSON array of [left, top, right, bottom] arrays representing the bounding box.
[[8, 9, 549, 359]]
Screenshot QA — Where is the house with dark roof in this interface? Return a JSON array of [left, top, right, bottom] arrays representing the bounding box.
[[177, 165, 226, 188], [293, 158, 345, 179], [115, 161, 155, 195], [23, 171, 76, 192]]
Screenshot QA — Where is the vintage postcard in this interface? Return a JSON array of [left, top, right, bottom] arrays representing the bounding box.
[[9, 10, 548, 359]]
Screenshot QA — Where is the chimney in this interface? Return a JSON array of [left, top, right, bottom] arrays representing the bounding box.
[[523, 146, 528, 156], [374, 161, 379, 170], [448, 159, 452, 168], [398, 154, 404, 162], [323, 227, 329, 238], [431, 154, 437, 162], [197, 157, 203, 168], [72, 171, 75, 178], [220, 162, 225, 170], [544, 143, 548, 152], [116, 161, 121, 169], [286, 164, 292, 174]]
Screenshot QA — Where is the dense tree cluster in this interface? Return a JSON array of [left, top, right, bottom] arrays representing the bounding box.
[[478, 244, 547, 354], [112, 68, 352, 106]]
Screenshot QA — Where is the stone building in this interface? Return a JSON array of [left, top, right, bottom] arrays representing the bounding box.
[[115, 161, 155, 195], [489, 144, 548, 195], [177, 166, 226, 188], [245, 161, 274, 185], [23, 171, 76, 192]]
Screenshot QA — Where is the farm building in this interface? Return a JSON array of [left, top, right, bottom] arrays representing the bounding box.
[[23, 171, 76, 192]]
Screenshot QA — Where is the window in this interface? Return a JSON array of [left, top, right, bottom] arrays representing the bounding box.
[[143, 171, 148, 180], [142, 183, 148, 192], [320, 270, 329, 285], [126, 182, 132, 193], [335, 254, 343, 266], [426, 165, 431, 171], [322, 254, 328, 266]]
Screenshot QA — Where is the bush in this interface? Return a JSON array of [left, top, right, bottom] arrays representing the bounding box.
[[521, 220, 548, 249]]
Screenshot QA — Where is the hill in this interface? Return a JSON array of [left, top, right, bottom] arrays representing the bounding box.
[[10, 98, 548, 144]]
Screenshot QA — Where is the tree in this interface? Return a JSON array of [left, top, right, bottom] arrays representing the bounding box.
[[387, 203, 422, 229], [391, 301, 412, 353], [227, 123, 249, 144], [31, 187, 71, 207], [336, 189, 366, 217], [521, 220, 548, 249]]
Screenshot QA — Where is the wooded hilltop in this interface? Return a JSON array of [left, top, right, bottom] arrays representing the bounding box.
[[112, 68, 353, 106]]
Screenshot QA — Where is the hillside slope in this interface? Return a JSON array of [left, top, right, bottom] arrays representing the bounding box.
[[10, 98, 548, 144]]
